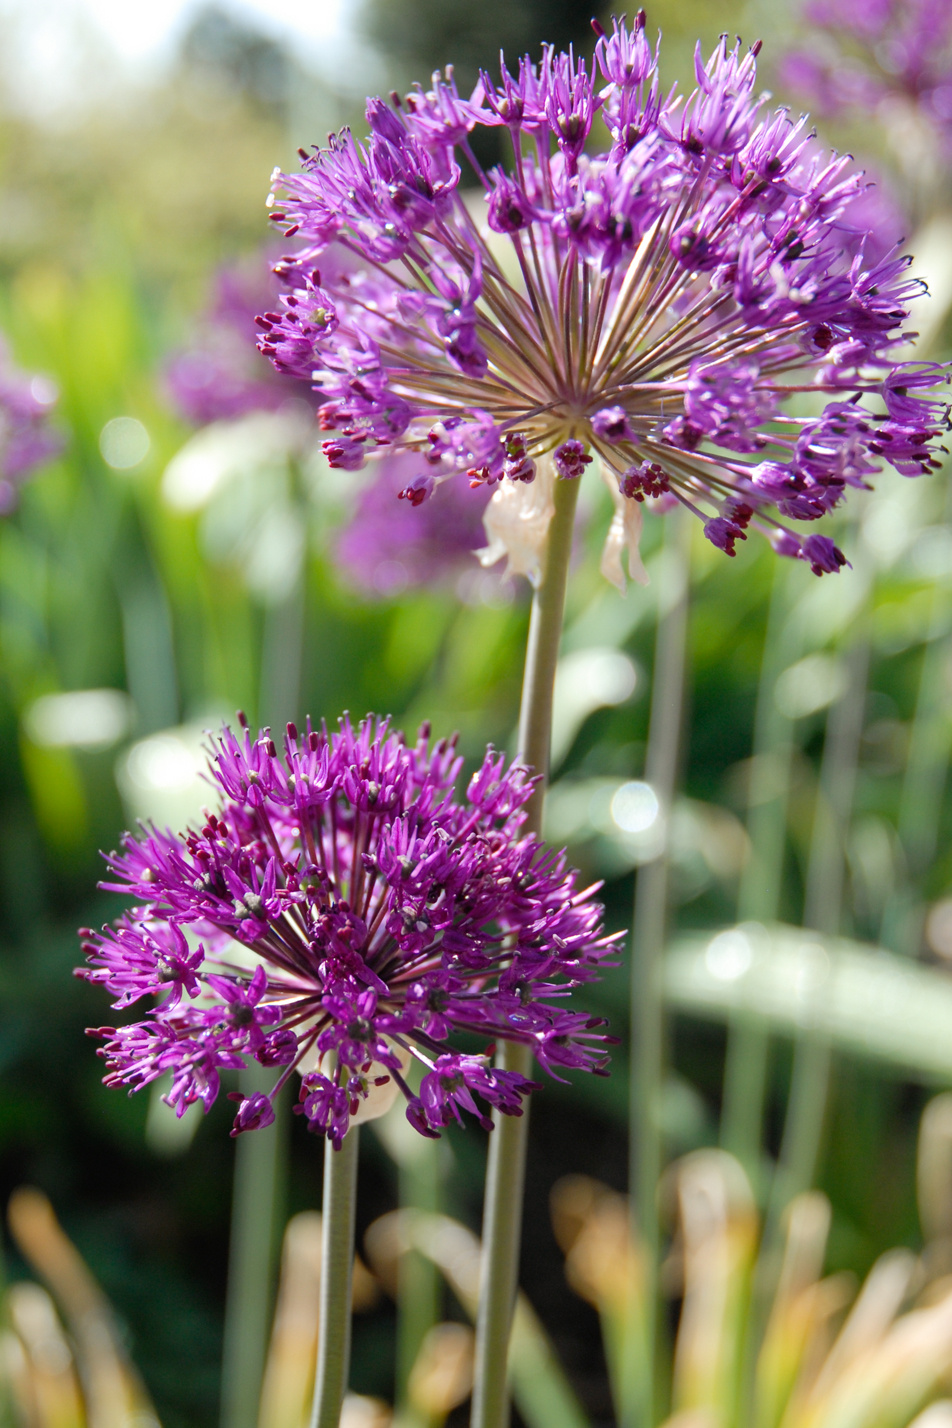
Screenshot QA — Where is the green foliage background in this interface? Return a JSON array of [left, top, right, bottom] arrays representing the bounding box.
[[0, 4, 949, 1425]]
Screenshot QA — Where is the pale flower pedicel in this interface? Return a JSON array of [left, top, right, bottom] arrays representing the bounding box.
[[257, 13, 949, 582], [80, 717, 618, 1145]]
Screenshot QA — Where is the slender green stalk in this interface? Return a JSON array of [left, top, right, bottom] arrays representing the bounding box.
[[471, 471, 580, 1428], [880, 589, 952, 955], [720, 569, 799, 1184], [396, 1132, 443, 1427], [743, 617, 871, 1428], [221, 570, 303, 1428], [310, 1128, 361, 1428], [767, 632, 869, 1224], [517, 475, 583, 838], [220, 1069, 289, 1428], [626, 509, 691, 1428], [258, 574, 306, 734]]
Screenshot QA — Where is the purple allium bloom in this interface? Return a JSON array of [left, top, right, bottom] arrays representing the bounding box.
[[165, 257, 320, 425], [0, 341, 62, 513], [782, 0, 952, 154], [335, 455, 491, 596], [80, 716, 618, 1147], [256, 17, 949, 579]]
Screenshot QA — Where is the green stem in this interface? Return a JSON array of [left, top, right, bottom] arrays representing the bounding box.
[[310, 1128, 360, 1428], [220, 573, 304, 1428], [517, 475, 582, 838], [471, 471, 580, 1428], [626, 509, 690, 1428], [766, 632, 869, 1228], [880, 591, 952, 955], [396, 1139, 443, 1428], [220, 1069, 288, 1428], [720, 568, 798, 1182]]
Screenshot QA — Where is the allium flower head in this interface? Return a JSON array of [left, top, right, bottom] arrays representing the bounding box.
[[0, 340, 62, 513], [257, 15, 949, 578], [80, 716, 617, 1147], [782, 0, 952, 153]]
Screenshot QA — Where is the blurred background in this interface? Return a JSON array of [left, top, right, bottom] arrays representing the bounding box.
[[2, 1, 952, 1426]]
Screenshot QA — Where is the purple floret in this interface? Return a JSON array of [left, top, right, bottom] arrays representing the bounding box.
[[252, 15, 949, 578], [165, 256, 324, 425], [80, 716, 619, 1147]]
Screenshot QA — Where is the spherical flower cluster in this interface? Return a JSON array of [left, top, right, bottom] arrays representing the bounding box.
[[782, 0, 952, 155], [0, 340, 62, 513], [255, 14, 949, 579], [80, 716, 617, 1147]]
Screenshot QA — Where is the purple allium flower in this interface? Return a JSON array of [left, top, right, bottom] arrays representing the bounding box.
[[80, 716, 618, 1147], [256, 17, 949, 579], [0, 340, 62, 513], [782, 0, 952, 156], [335, 454, 492, 596], [165, 256, 321, 425]]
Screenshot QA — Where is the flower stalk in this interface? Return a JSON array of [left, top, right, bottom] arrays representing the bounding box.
[[472, 468, 580, 1428], [310, 1127, 360, 1428], [627, 509, 691, 1428], [720, 567, 800, 1183], [220, 564, 302, 1428], [220, 1069, 287, 1428], [767, 628, 870, 1231]]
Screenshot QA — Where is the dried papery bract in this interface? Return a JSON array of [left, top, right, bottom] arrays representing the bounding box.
[[258, 16, 949, 583]]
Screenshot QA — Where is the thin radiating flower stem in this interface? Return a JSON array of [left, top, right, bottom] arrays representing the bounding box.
[[310, 1127, 360, 1428], [626, 508, 691, 1428], [471, 468, 581, 1428]]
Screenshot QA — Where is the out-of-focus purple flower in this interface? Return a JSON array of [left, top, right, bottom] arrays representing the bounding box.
[[80, 716, 618, 1147], [781, 0, 952, 155], [336, 455, 491, 597], [0, 341, 63, 513], [255, 17, 950, 580], [165, 257, 319, 425]]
